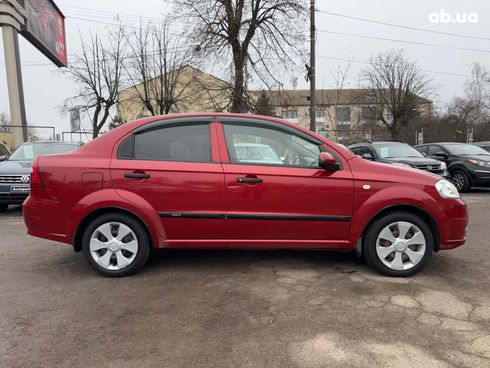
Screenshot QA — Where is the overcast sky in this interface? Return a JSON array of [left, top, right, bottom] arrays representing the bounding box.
[[1, 0, 489, 135]]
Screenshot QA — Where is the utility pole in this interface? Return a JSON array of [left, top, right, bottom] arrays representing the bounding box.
[[1, 1, 28, 146], [309, 0, 316, 132]]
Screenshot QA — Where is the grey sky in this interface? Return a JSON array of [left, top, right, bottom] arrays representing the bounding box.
[[1, 0, 489, 134]]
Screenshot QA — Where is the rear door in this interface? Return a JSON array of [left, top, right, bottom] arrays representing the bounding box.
[[111, 118, 226, 244], [218, 118, 354, 248]]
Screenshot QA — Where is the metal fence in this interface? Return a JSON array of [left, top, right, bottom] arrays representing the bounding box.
[[0, 125, 56, 150], [61, 131, 94, 144]]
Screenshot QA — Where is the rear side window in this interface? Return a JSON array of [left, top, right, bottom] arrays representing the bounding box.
[[121, 124, 211, 162]]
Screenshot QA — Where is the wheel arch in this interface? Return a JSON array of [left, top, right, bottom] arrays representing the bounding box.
[[73, 207, 156, 252], [360, 204, 440, 252]]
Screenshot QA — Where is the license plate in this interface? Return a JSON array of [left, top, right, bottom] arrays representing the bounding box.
[[10, 186, 30, 193]]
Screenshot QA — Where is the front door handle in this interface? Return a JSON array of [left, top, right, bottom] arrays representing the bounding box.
[[124, 172, 151, 179], [236, 177, 263, 184]]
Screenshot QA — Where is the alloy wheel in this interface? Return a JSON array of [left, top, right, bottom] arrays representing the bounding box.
[[89, 222, 138, 270], [451, 173, 465, 191], [375, 221, 427, 271]]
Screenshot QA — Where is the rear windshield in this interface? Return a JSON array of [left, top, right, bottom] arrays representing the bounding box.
[[9, 143, 78, 161]]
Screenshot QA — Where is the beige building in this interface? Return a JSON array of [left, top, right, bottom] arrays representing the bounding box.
[[118, 66, 432, 143], [117, 65, 230, 122], [260, 89, 433, 142]]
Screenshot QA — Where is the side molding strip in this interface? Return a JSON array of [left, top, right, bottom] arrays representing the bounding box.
[[158, 212, 351, 222]]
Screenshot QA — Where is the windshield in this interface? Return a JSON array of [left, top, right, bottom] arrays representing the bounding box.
[[9, 143, 77, 162], [444, 144, 490, 156], [373, 143, 424, 159]]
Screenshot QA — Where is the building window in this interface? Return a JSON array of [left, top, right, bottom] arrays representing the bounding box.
[[316, 110, 325, 118], [336, 107, 351, 122], [361, 107, 377, 120], [282, 111, 298, 120]]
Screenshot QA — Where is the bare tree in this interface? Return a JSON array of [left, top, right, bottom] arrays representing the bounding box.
[[447, 62, 490, 141], [124, 20, 197, 116], [176, 0, 307, 113], [253, 90, 276, 116], [63, 27, 126, 138], [363, 50, 434, 138]]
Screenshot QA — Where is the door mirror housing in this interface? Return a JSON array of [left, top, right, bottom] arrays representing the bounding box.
[[361, 152, 374, 160], [434, 152, 448, 159], [0, 155, 8, 162], [319, 152, 339, 171]]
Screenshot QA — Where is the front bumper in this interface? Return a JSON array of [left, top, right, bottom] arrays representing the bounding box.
[[437, 198, 468, 250], [0, 184, 29, 204]]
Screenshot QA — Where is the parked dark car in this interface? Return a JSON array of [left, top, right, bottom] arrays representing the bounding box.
[[348, 140, 448, 177], [0, 141, 80, 211], [415, 142, 490, 192], [475, 141, 490, 152], [23, 114, 467, 278]]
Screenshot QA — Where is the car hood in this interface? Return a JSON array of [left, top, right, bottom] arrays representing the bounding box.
[[0, 160, 32, 175], [350, 156, 441, 186], [381, 157, 441, 166]]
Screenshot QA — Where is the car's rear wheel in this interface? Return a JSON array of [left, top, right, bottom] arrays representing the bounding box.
[[364, 212, 434, 277], [451, 169, 471, 193], [0, 204, 8, 212], [82, 213, 151, 277]]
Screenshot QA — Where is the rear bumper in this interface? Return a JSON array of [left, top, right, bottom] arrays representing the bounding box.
[[23, 195, 70, 244]]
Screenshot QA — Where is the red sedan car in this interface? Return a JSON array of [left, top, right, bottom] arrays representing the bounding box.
[[23, 114, 468, 277]]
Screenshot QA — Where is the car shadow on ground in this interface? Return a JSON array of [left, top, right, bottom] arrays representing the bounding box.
[[0, 205, 22, 217]]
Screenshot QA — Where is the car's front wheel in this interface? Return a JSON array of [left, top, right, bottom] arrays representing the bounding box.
[[364, 212, 434, 277], [451, 169, 471, 193], [82, 213, 151, 277]]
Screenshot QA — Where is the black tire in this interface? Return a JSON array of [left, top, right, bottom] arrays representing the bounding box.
[[363, 211, 434, 277], [82, 212, 151, 277], [0, 204, 8, 212], [451, 169, 471, 193]]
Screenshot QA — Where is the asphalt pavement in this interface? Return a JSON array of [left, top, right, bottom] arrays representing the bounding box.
[[1, 191, 489, 367]]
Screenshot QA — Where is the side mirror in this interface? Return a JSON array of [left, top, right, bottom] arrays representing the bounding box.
[[0, 155, 7, 162], [361, 152, 374, 160], [319, 152, 339, 171], [434, 152, 448, 159]]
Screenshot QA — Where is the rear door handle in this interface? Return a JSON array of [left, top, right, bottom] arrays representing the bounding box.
[[124, 172, 151, 179], [236, 177, 263, 184]]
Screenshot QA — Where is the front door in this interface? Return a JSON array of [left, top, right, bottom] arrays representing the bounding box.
[[218, 119, 354, 248], [111, 119, 226, 244]]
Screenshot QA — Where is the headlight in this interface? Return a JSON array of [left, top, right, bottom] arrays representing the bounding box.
[[468, 159, 490, 167], [391, 162, 412, 168], [435, 179, 460, 199], [439, 161, 447, 169]]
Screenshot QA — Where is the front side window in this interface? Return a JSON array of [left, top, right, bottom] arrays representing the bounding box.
[[428, 145, 445, 156], [223, 124, 321, 167], [132, 124, 211, 162]]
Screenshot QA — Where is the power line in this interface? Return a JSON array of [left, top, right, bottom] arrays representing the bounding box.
[[316, 9, 490, 42], [316, 55, 473, 78], [317, 29, 490, 54]]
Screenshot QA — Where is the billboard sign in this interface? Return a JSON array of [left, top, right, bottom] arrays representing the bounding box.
[[21, 0, 67, 67]]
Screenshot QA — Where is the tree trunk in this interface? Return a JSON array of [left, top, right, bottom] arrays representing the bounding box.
[[230, 53, 247, 113]]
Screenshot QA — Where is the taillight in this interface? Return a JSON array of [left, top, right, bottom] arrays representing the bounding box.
[[30, 162, 44, 188]]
